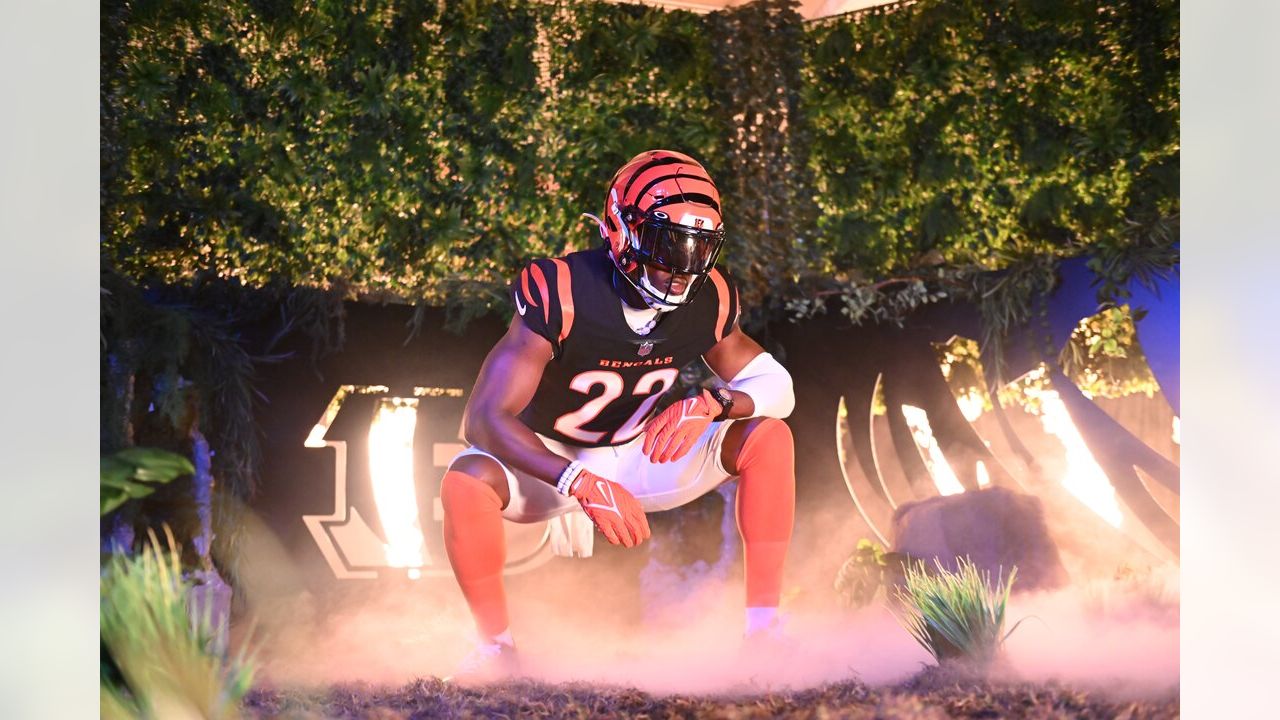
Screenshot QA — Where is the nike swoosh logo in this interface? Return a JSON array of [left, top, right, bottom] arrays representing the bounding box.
[[675, 397, 706, 428], [514, 292, 527, 316], [583, 479, 622, 518]]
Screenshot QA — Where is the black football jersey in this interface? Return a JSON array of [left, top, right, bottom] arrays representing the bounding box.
[[511, 246, 740, 448]]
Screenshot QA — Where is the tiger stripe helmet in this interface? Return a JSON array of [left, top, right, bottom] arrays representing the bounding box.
[[600, 150, 727, 308]]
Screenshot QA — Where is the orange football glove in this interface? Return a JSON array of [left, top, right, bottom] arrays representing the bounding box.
[[643, 387, 718, 464], [568, 469, 651, 547]]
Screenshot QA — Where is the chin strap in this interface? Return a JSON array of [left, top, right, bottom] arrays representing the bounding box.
[[638, 266, 690, 311], [581, 212, 608, 239]]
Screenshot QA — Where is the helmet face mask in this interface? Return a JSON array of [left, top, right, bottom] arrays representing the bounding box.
[[600, 150, 725, 309], [633, 214, 725, 276], [627, 213, 725, 308]]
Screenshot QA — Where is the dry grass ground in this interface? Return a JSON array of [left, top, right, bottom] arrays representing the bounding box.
[[243, 666, 1178, 719]]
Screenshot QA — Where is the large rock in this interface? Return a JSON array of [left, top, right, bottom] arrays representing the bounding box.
[[889, 487, 1068, 592]]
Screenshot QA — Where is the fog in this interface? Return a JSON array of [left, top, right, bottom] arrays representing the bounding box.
[[234, 500, 1178, 698]]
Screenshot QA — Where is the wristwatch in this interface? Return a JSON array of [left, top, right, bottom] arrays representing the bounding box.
[[708, 386, 734, 422]]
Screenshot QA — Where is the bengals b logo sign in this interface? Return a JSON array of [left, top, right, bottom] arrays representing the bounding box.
[[301, 384, 554, 580]]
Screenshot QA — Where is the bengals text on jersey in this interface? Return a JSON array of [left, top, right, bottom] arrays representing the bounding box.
[[511, 245, 740, 448]]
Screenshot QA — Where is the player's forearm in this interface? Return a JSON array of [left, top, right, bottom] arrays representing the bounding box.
[[723, 389, 756, 419], [465, 409, 570, 486]]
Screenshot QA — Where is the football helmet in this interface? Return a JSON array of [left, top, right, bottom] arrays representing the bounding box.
[[587, 150, 726, 309]]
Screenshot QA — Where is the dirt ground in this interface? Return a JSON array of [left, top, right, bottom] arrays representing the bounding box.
[[243, 666, 1179, 719]]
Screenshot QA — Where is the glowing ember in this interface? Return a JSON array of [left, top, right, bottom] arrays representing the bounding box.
[[1022, 376, 1124, 528], [901, 405, 965, 496], [368, 397, 427, 573]]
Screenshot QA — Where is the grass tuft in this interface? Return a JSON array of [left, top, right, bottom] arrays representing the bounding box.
[[894, 557, 1023, 669], [101, 526, 256, 719]]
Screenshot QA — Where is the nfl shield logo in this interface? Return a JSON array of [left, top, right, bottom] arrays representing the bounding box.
[[638, 341, 654, 357]]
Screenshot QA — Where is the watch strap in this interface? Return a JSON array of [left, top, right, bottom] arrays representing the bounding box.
[[709, 386, 733, 422]]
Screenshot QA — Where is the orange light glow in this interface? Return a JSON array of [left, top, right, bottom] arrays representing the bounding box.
[[368, 397, 427, 574], [1021, 370, 1124, 528], [956, 391, 985, 422], [901, 405, 965, 496]]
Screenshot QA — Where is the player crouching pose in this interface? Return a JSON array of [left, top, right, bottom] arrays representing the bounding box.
[[441, 150, 796, 681]]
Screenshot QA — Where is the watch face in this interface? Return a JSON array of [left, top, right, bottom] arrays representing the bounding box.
[[714, 387, 733, 409]]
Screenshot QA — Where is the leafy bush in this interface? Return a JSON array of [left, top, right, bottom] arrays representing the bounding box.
[[101, 0, 1178, 322], [101, 528, 255, 720], [806, 1, 1178, 278], [895, 557, 1023, 668], [835, 538, 888, 609], [101, 447, 195, 516]]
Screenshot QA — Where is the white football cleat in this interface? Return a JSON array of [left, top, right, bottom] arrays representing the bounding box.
[[444, 640, 520, 685]]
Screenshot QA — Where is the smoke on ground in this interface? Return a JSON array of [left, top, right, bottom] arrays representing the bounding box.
[[236, 516, 1177, 697]]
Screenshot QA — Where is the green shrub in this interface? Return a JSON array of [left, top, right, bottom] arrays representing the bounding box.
[[100, 528, 255, 720], [835, 538, 888, 609], [894, 557, 1023, 668], [101, 0, 1178, 322], [101, 447, 194, 516]]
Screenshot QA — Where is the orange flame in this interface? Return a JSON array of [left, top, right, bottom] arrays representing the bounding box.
[[368, 398, 427, 573], [901, 405, 965, 496], [1022, 374, 1124, 528]]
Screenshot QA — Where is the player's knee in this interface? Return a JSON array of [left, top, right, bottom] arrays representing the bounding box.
[[444, 454, 511, 510], [725, 417, 794, 475], [745, 417, 794, 461], [751, 416, 793, 443]]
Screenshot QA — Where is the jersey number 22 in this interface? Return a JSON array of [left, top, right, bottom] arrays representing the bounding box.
[[552, 368, 679, 445]]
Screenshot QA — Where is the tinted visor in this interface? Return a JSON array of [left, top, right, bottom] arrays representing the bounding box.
[[634, 219, 726, 275]]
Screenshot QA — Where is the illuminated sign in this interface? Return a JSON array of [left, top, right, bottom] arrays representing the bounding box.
[[302, 384, 556, 580]]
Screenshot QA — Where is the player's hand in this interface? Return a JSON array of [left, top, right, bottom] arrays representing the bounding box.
[[568, 469, 651, 547], [642, 387, 717, 463]]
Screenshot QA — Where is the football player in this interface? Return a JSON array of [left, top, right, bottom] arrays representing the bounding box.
[[441, 150, 796, 681]]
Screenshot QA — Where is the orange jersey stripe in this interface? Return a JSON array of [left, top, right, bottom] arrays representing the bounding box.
[[530, 263, 551, 325], [550, 258, 574, 343], [520, 267, 538, 308], [710, 268, 731, 342]]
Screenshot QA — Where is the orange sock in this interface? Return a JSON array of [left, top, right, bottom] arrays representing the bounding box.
[[441, 470, 509, 640], [734, 418, 796, 608]]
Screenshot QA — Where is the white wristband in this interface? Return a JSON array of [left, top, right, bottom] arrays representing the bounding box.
[[555, 461, 585, 496]]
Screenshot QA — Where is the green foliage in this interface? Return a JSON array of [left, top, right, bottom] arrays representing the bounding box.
[[936, 336, 982, 390], [786, 268, 959, 326], [101, 266, 342, 587], [101, 528, 256, 720], [1059, 305, 1160, 398], [102, 0, 1177, 327], [933, 306, 1160, 414], [102, 0, 721, 321], [706, 0, 819, 318], [102, 448, 195, 516], [970, 253, 1060, 384], [801, 0, 1178, 345], [895, 557, 1023, 668], [835, 538, 889, 609], [936, 303, 1161, 414], [806, 0, 1178, 279], [101, 265, 340, 495]]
